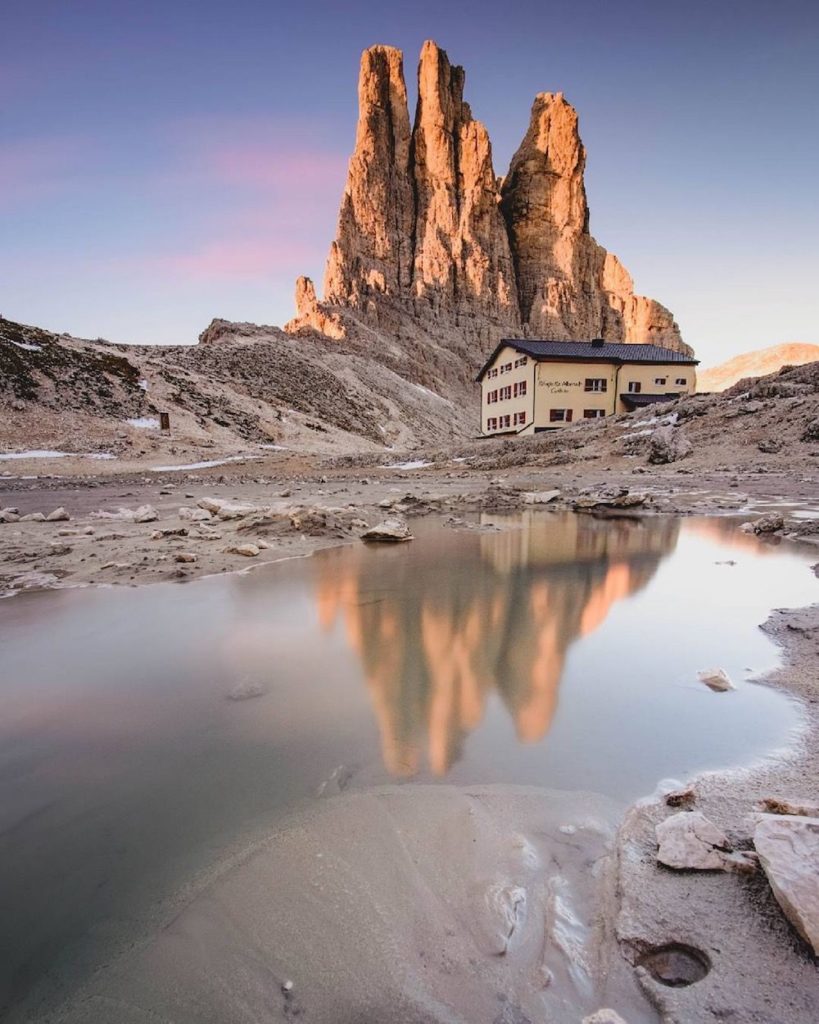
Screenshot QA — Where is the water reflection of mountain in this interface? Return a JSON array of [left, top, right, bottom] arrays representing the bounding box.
[[315, 514, 679, 777]]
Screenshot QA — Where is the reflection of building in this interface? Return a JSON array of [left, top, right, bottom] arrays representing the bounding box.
[[315, 514, 678, 777]]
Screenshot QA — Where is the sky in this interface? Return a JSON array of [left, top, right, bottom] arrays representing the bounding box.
[[2, 0, 817, 365]]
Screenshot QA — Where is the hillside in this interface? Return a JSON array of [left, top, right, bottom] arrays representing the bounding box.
[[0, 315, 470, 458], [698, 343, 819, 392]]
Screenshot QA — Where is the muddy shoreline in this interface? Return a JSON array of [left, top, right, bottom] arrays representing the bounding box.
[[1, 454, 818, 1022]]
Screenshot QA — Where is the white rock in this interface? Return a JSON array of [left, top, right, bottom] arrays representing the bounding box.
[[656, 811, 756, 873], [583, 1011, 629, 1024], [178, 506, 212, 522], [45, 507, 70, 522], [20, 512, 46, 522], [133, 504, 159, 523], [197, 497, 258, 520], [361, 517, 413, 543], [226, 543, 259, 558], [754, 814, 819, 954], [227, 679, 266, 701], [175, 552, 197, 563], [697, 668, 735, 692], [522, 489, 561, 505]]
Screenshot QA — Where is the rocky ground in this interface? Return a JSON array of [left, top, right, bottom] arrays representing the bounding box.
[[2, 360, 818, 1022], [2, 359, 818, 594]]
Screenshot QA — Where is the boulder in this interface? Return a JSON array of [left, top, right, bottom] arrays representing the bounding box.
[[45, 507, 70, 522], [361, 518, 413, 543], [225, 543, 260, 558], [751, 512, 784, 534], [198, 497, 258, 520], [133, 504, 159, 524], [0, 510, 21, 523], [697, 668, 735, 692], [647, 426, 693, 465], [178, 506, 212, 522], [800, 418, 819, 442], [754, 814, 819, 954], [226, 679, 266, 701], [174, 552, 197, 563], [522, 489, 561, 505], [20, 512, 46, 522], [758, 797, 819, 818], [656, 811, 756, 873]]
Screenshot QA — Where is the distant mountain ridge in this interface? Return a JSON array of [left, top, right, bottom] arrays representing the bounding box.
[[698, 343, 819, 392]]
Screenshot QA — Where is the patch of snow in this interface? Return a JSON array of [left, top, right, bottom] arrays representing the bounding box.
[[617, 411, 678, 429], [138, 379, 149, 391], [9, 340, 42, 352], [126, 417, 160, 429], [411, 382, 452, 405], [149, 455, 262, 472], [0, 450, 114, 461], [383, 459, 434, 470], [619, 428, 655, 440], [258, 443, 288, 451]]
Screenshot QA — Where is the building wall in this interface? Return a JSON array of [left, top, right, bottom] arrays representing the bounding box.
[[480, 350, 697, 434], [614, 364, 696, 413], [533, 361, 617, 429], [481, 345, 536, 435]]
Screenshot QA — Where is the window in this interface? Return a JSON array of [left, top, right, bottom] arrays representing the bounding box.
[[627, 382, 642, 393], [675, 377, 687, 386], [514, 356, 528, 368], [514, 411, 526, 426], [488, 368, 497, 379], [654, 377, 667, 386], [501, 414, 511, 428], [549, 409, 573, 423], [500, 385, 512, 401], [513, 380, 528, 398], [584, 378, 607, 392], [584, 409, 606, 419], [487, 389, 498, 403], [487, 417, 497, 431]]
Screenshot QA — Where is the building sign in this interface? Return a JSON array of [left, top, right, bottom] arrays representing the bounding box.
[[538, 379, 583, 394]]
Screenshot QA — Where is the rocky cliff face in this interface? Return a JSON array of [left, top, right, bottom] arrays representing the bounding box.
[[286, 40, 689, 359]]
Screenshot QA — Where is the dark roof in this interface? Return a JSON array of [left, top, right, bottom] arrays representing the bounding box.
[[620, 392, 679, 409], [476, 338, 698, 381]]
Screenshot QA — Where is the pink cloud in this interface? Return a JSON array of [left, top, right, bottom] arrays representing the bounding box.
[[208, 144, 347, 192], [141, 237, 322, 281]]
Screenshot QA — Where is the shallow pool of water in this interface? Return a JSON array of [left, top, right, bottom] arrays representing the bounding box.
[[0, 512, 815, 1015]]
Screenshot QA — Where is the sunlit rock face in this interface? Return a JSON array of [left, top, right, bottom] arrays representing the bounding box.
[[288, 40, 689, 360], [315, 514, 678, 777], [500, 94, 687, 351]]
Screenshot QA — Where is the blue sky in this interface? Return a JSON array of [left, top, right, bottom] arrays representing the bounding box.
[[2, 0, 817, 364]]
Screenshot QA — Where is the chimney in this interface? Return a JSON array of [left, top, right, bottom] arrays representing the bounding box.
[[591, 338, 605, 348]]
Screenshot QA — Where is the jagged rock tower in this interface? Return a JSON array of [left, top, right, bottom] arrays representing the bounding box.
[[286, 40, 689, 361]]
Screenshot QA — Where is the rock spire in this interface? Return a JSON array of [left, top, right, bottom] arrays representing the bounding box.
[[286, 41, 688, 356]]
